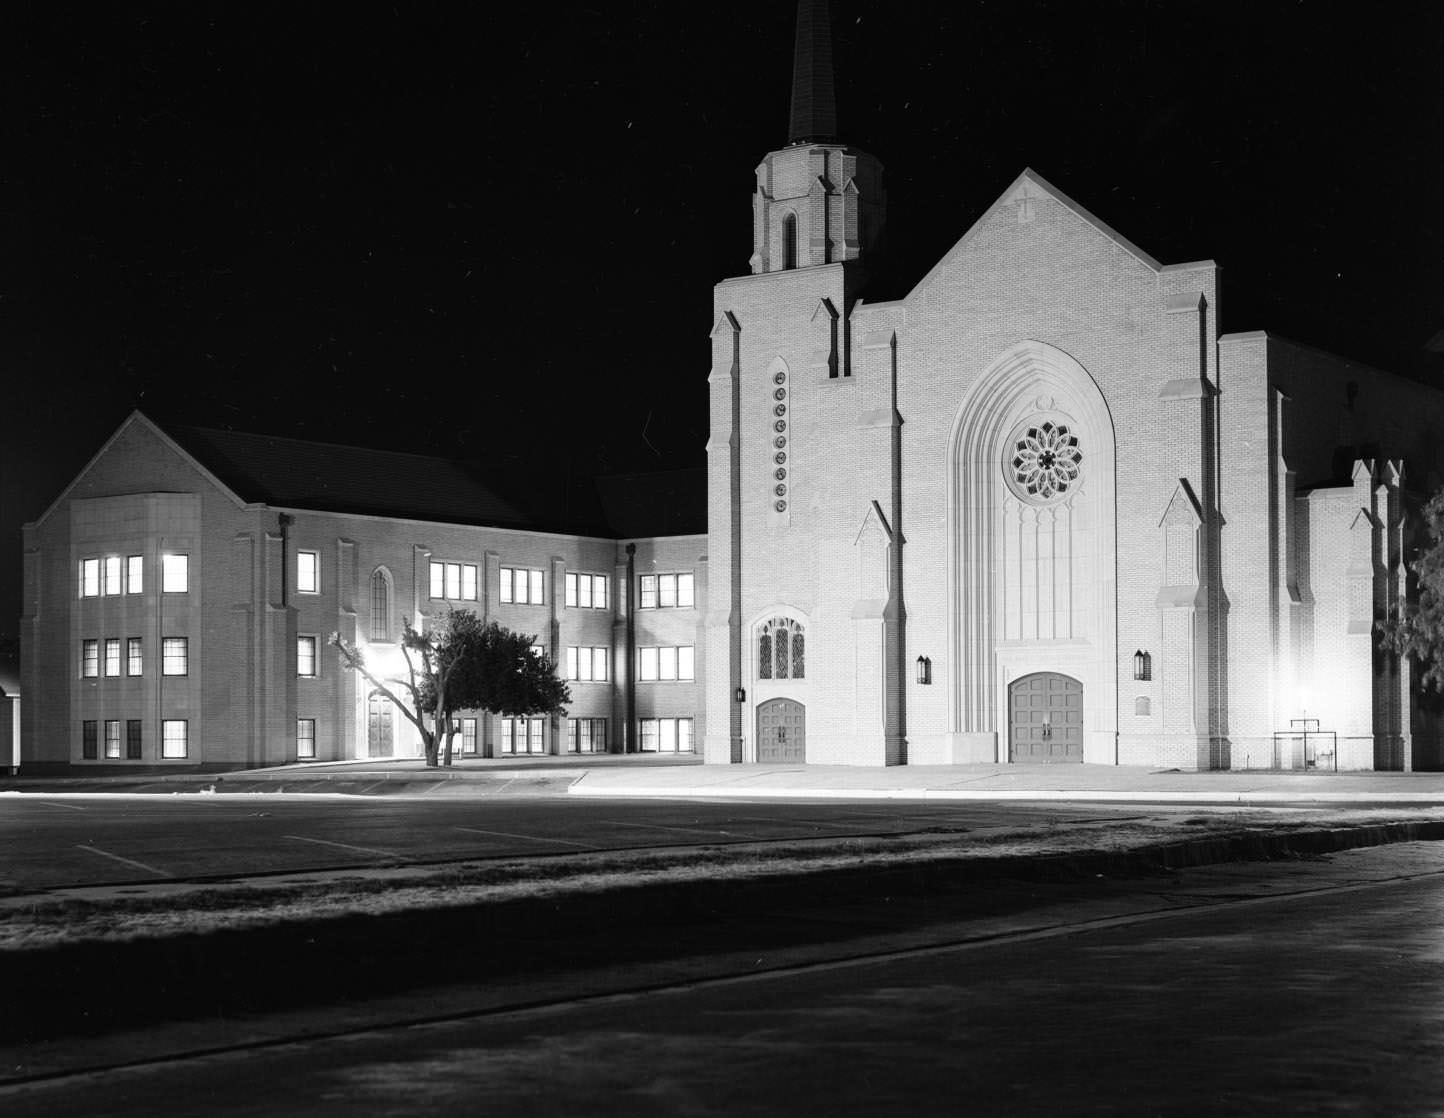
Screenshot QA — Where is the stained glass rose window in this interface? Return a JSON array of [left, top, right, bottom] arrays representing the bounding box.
[[1009, 420, 1082, 501]]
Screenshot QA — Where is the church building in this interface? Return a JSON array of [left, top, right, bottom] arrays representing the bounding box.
[[701, 0, 1444, 771], [18, 2, 1444, 773]]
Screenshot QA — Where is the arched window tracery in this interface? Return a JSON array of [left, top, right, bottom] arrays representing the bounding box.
[[758, 618, 805, 680]]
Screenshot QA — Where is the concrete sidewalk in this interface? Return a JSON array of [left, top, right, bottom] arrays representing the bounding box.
[[10, 756, 1444, 802], [565, 761, 1444, 803]]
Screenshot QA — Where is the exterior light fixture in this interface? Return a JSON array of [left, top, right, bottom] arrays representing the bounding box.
[[916, 655, 932, 685], [735, 686, 747, 703], [1133, 650, 1152, 681]]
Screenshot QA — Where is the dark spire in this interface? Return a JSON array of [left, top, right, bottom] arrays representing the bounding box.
[[787, 0, 838, 144]]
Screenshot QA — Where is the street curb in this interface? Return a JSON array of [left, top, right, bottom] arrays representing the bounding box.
[[567, 784, 1444, 803], [6, 819, 1444, 1047]]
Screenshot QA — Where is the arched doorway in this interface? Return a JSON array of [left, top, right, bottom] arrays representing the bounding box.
[[1009, 673, 1083, 762], [757, 698, 805, 763], [367, 692, 394, 758]]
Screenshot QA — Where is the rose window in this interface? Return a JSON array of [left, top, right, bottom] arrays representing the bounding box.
[[1009, 420, 1082, 500]]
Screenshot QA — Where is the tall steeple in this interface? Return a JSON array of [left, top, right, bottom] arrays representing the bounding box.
[[788, 0, 838, 145], [749, 0, 885, 275]]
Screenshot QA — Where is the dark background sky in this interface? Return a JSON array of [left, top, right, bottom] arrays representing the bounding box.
[[4, 1, 1442, 644]]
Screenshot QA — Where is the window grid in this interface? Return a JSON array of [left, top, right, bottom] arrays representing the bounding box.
[[104, 638, 121, 677], [638, 646, 695, 682], [104, 556, 122, 596], [461, 717, 478, 755], [162, 720, 188, 759], [126, 719, 143, 760], [759, 618, 805, 680], [565, 572, 609, 609], [126, 555, 144, 594], [162, 637, 188, 676], [297, 551, 319, 594], [428, 561, 478, 601], [82, 720, 98, 760], [128, 638, 143, 676], [297, 718, 316, 759], [499, 716, 545, 755], [639, 573, 694, 610], [370, 569, 390, 641], [104, 719, 122, 759], [162, 554, 189, 593], [567, 718, 608, 753], [500, 567, 544, 605], [81, 639, 99, 678], [638, 717, 695, 753], [565, 646, 610, 682], [298, 636, 317, 678]]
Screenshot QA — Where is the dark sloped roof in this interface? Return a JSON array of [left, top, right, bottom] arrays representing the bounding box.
[[594, 469, 707, 539], [160, 420, 707, 539], [164, 423, 533, 529]]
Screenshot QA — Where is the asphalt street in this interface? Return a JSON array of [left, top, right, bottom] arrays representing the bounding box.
[[0, 793, 1161, 894], [7, 842, 1444, 1116]]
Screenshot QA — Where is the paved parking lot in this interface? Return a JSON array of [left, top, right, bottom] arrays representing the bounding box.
[[0, 793, 1148, 894]]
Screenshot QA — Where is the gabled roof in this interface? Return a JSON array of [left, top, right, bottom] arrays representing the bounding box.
[[905, 168, 1212, 301], [162, 422, 535, 530]]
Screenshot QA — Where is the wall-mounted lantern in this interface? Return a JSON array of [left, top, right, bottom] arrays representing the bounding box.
[[1133, 650, 1152, 681], [735, 686, 747, 703], [916, 655, 932, 685]]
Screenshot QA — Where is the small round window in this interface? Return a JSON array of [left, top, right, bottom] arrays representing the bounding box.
[[1004, 419, 1082, 503]]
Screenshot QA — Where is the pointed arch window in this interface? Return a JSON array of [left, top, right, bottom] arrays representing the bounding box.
[[782, 212, 798, 270], [758, 618, 805, 680], [370, 567, 394, 642]]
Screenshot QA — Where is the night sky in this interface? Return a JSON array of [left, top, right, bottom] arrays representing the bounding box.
[[5, 2, 1443, 643]]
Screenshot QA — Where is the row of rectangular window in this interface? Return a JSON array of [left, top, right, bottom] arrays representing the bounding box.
[[639, 573, 694, 610], [639, 717, 695, 753], [80, 554, 188, 597], [81, 719, 187, 759], [564, 572, 609, 609], [79, 637, 186, 677], [638, 646, 695, 681]]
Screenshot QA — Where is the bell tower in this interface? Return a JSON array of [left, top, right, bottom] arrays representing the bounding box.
[[750, 0, 886, 275]]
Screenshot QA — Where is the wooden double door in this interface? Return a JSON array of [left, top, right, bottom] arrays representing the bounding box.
[[757, 698, 805, 763], [1009, 673, 1083, 762]]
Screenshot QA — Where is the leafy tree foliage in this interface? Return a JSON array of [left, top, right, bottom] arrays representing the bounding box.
[[1381, 490, 1444, 692], [330, 608, 570, 767]]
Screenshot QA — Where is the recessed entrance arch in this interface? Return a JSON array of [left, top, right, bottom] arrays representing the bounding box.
[[757, 698, 805, 763], [1009, 673, 1083, 762]]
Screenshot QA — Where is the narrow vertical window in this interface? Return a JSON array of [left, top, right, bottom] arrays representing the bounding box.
[[640, 647, 658, 681], [104, 638, 121, 677], [162, 554, 189, 593], [126, 555, 144, 594], [445, 563, 461, 600], [80, 559, 100, 598], [370, 569, 390, 641], [678, 646, 695, 681], [775, 630, 789, 678], [529, 569, 544, 604], [792, 632, 805, 679], [162, 637, 188, 676], [127, 637, 143, 676], [162, 720, 188, 759], [758, 633, 773, 680], [297, 551, 319, 594], [640, 719, 659, 752], [462, 718, 477, 755], [81, 639, 99, 678], [659, 574, 677, 609], [565, 573, 578, 607], [594, 648, 608, 682], [678, 718, 694, 753], [126, 719, 143, 759], [660, 647, 678, 681], [297, 636, 317, 678], [579, 575, 592, 608], [104, 720, 122, 759], [104, 556, 122, 596], [462, 564, 477, 601], [82, 720, 98, 759], [297, 718, 316, 759], [566, 647, 578, 680], [429, 562, 444, 599], [782, 211, 798, 270], [640, 575, 657, 609], [677, 573, 695, 608]]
